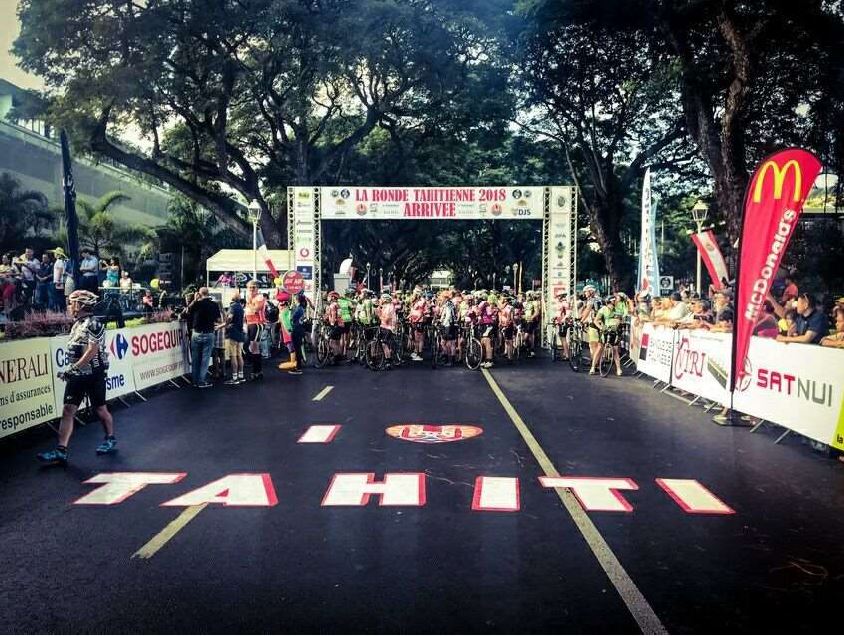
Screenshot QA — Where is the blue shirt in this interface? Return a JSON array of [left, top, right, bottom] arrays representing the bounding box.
[[796, 309, 828, 344], [292, 305, 306, 329], [226, 302, 245, 342]]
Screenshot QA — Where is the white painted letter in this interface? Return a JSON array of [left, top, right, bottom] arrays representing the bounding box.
[[321, 473, 426, 506], [539, 476, 638, 512], [298, 424, 342, 443], [162, 473, 278, 507], [471, 477, 520, 512], [74, 472, 186, 506], [655, 479, 734, 514]]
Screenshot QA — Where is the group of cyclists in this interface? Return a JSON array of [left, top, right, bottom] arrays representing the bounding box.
[[302, 283, 632, 375]]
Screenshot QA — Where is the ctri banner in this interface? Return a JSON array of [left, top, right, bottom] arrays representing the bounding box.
[[0, 337, 57, 439], [633, 322, 844, 447], [732, 148, 822, 391], [319, 186, 545, 220], [637, 169, 660, 296], [0, 322, 190, 440]]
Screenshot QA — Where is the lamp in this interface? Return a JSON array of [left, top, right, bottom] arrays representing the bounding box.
[[248, 199, 261, 283], [691, 200, 709, 293]]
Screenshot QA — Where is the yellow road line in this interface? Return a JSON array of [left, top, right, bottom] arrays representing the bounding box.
[[481, 368, 667, 635], [312, 385, 334, 401], [132, 504, 208, 560]]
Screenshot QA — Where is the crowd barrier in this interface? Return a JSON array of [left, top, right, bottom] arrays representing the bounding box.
[[0, 321, 190, 441], [630, 322, 844, 451]]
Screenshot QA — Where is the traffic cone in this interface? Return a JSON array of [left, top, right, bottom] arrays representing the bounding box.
[[279, 352, 297, 371]]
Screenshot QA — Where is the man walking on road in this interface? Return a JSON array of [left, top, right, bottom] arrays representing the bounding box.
[[185, 287, 221, 388], [37, 290, 116, 465]]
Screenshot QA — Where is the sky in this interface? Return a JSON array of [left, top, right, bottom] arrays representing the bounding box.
[[0, 0, 44, 90]]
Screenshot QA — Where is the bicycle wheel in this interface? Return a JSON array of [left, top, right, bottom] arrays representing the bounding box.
[[314, 335, 331, 368], [568, 335, 581, 372], [431, 332, 440, 369], [599, 343, 613, 377], [551, 328, 559, 362], [365, 336, 385, 370], [465, 337, 482, 370]]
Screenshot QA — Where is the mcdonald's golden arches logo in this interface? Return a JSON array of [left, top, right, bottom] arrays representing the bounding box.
[[752, 160, 802, 203]]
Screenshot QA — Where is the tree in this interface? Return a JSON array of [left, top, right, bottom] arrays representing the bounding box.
[[517, 20, 699, 289], [525, 0, 844, 252], [15, 0, 504, 247], [0, 172, 51, 249], [74, 191, 153, 261]]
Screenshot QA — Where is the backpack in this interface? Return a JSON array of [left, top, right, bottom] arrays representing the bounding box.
[[264, 302, 280, 323]]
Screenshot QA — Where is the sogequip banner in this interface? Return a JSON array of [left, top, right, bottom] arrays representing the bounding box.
[[731, 148, 822, 391]]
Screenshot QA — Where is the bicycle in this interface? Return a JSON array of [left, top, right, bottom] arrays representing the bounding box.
[[313, 319, 336, 368], [567, 321, 584, 372], [462, 324, 483, 370], [598, 326, 621, 377]]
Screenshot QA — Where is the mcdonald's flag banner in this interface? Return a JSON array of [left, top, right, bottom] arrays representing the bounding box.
[[731, 148, 822, 391], [691, 230, 729, 291]]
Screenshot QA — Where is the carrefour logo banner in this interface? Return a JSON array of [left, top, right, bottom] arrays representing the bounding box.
[[319, 186, 545, 220], [732, 148, 822, 391], [50, 329, 136, 412]]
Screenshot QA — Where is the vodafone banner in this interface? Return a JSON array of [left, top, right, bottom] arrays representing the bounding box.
[[319, 186, 544, 220], [732, 148, 822, 390], [130, 322, 190, 391], [691, 230, 729, 291]]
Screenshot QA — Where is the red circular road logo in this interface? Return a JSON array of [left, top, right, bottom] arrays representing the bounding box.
[[385, 424, 483, 444], [282, 270, 305, 294]]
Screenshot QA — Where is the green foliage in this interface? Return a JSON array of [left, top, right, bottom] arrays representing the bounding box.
[[0, 172, 52, 250]]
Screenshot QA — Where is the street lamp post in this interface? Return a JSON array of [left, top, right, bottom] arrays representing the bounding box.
[[691, 200, 710, 294], [248, 199, 262, 285]]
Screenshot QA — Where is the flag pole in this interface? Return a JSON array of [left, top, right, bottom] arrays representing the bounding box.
[[60, 130, 80, 289]]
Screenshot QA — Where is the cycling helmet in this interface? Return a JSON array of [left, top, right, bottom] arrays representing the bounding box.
[[328, 291, 339, 299], [604, 295, 616, 304], [67, 289, 99, 310], [381, 292, 392, 301]]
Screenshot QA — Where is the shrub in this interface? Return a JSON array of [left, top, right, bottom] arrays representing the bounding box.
[[3, 310, 75, 339]]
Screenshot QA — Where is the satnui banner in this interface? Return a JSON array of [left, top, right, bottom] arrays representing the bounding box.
[[130, 322, 190, 391], [691, 230, 729, 291], [732, 148, 822, 391], [637, 169, 660, 295], [0, 337, 57, 439], [50, 327, 136, 412]]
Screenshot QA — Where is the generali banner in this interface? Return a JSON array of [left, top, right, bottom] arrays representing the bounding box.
[[732, 148, 822, 390], [0, 337, 56, 439]]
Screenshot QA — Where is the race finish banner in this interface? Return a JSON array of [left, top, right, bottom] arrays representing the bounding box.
[[637, 169, 660, 296], [319, 187, 545, 220], [289, 187, 317, 298], [546, 187, 577, 324], [731, 148, 822, 391], [0, 337, 56, 439]]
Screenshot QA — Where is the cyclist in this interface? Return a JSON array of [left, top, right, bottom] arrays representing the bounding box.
[[245, 281, 266, 380], [591, 295, 624, 376], [37, 289, 116, 465], [438, 291, 458, 366], [338, 288, 355, 359], [409, 290, 426, 361], [553, 292, 572, 361], [478, 293, 497, 368], [377, 292, 397, 369], [499, 295, 516, 362], [523, 291, 540, 357], [325, 291, 344, 362], [581, 285, 602, 370]]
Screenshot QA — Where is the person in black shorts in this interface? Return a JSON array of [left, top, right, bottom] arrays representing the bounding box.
[[37, 289, 116, 465]]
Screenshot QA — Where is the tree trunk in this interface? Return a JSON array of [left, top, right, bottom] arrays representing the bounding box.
[[588, 198, 631, 292]]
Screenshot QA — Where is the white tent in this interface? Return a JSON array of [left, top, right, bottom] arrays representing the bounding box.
[[205, 248, 292, 277]]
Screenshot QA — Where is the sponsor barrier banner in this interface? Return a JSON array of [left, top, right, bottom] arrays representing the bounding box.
[[291, 187, 316, 298], [130, 322, 190, 391], [670, 330, 731, 405], [732, 148, 822, 390], [637, 169, 660, 295], [732, 339, 844, 446], [0, 337, 56, 439], [546, 186, 575, 321], [635, 323, 844, 445], [50, 328, 136, 412], [319, 186, 544, 221], [634, 323, 675, 384]]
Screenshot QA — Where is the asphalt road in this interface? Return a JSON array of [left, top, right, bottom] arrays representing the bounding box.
[[1, 357, 843, 634]]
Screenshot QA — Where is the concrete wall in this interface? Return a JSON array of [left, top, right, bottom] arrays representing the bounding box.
[[0, 120, 172, 227]]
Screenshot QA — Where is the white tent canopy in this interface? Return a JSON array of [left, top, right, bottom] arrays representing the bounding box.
[[206, 249, 292, 275]]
